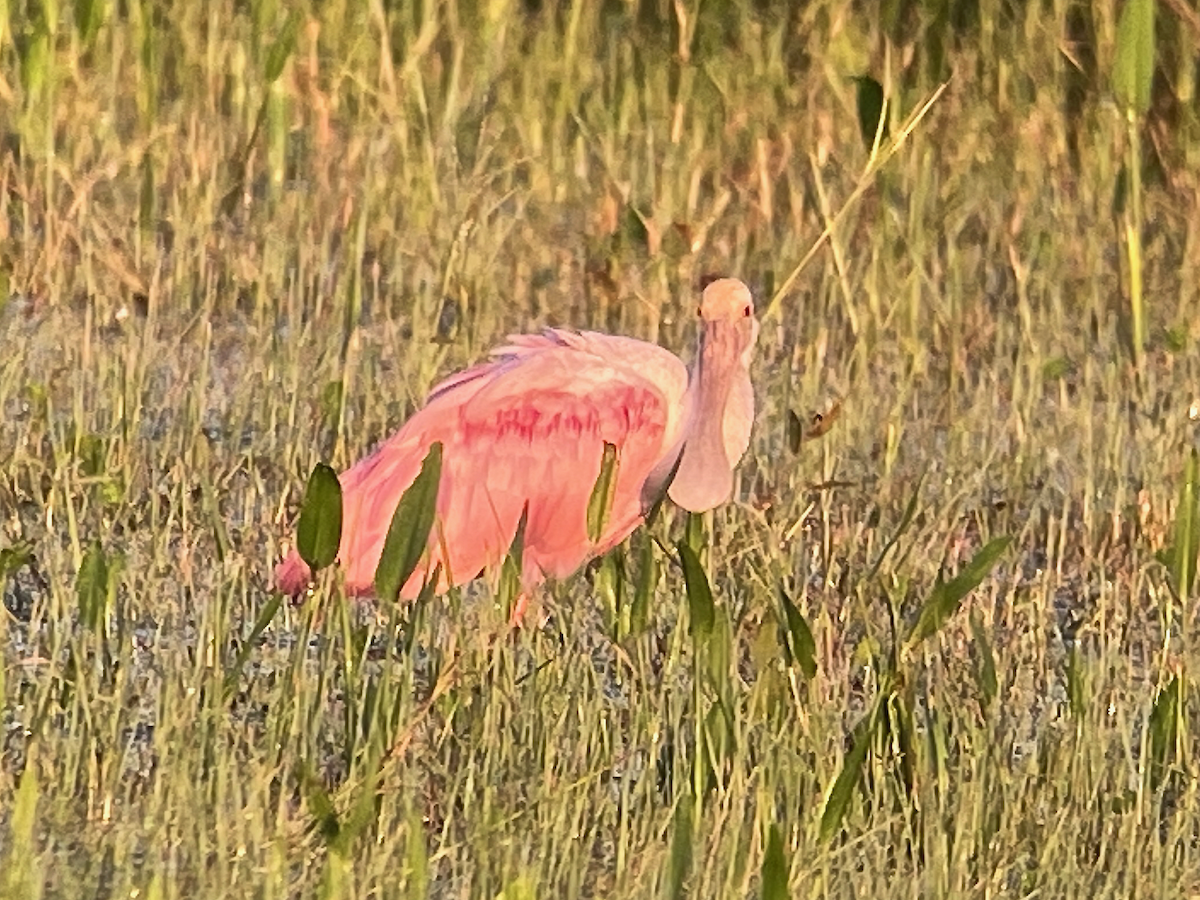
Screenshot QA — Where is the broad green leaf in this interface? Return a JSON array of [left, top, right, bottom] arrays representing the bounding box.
[[374, 443, 443, 603], [678, 541, 714, 641], [1113, 0, 1155, 116], [296, 463, 344, 572], [777, 586, 817, 679], [76, 540, 108, 633], [587, 442, 619, 543], [905, 536, 1012, 650], [664, 796, 694, 900], [760, 823, 790, 900]]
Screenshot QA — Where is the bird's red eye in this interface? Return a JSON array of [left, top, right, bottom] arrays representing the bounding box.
[[742, 305, 751, 317]]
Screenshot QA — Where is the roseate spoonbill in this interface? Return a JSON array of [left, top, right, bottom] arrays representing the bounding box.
[[276, 277, 758, 619]]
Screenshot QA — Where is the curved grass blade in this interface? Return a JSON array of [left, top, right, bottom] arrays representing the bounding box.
[[374, 443, 443, 603], [819, 695, 880, 843], [296, 462, 343, 573], [865, 471, 925, 582], [777, 585, 817, 679], [905, 535, 1011, 651], [678, 541, 713, 641], [223, 593, 284, 702], [587, 441, 619, 543]]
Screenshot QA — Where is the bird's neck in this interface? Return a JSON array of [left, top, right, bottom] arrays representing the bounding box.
[[665, 330, 742, 511]]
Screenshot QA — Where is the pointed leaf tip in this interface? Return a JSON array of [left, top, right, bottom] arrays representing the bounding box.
[[906, 535, 1012, 650], [374, 443, 443, 603], [296, 463, 343, 572], [760, 824, 790, 900], [678, 541, 714, 640], [587, 442, 619, 544], [777, 586, 817, 679]]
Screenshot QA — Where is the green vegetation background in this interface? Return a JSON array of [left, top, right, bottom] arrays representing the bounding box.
[[2, 0, 1200, 897]]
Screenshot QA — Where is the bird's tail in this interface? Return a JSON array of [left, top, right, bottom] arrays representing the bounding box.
[[275, 550, 314, 596]]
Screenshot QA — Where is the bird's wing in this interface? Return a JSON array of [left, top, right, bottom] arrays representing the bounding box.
[[332, 330, 690, 596]]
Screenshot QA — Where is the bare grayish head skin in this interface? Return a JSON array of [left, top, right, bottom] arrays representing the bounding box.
[[668, 278, 759, 512]]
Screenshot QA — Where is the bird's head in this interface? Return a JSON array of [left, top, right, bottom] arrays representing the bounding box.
[[697, 277, 758, 369]]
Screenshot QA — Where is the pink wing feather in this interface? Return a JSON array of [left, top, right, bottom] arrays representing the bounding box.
[[276, 329, 688, 598]]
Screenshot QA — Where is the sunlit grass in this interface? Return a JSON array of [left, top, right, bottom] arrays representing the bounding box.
[[3, 0, 1200, 897]]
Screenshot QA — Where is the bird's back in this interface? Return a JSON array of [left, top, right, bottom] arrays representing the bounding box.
[[277, 329, 689, 598]]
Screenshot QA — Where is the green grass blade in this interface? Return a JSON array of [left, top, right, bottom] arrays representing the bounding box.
[[776, 585, 816, 679], [760, 823, 790, 900], [865, 471, 925, 582], [586, 441, 619, 544], [1158, 448, 1200, 599], [1147, 674, 1181, 793], [629, 533, 657, 637], [264, 9, 300, 84], [76, 539, 108, 633], [297, 462, 344, 573], [664, 795, 694, 900], [905, 536, 1011, 650], [968, 606, 998, 713], [678, 541, 714, 641], [3, 745, 41, 899], [374, 443, 443, 603], [500, 503, 530, 616], [222, 593, 284, 702], [819, 701, 877, 843]]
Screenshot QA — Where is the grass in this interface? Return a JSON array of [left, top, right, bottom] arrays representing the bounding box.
[[3, 0, 1200, 896]]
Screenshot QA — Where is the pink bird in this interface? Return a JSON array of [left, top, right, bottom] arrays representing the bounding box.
[[276, 277, 759, 621]]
